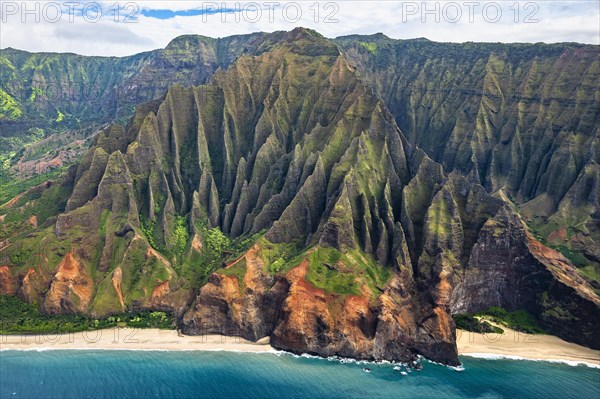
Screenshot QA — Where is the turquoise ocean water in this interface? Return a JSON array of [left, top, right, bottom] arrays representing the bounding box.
[[0, 350, 598, 399]]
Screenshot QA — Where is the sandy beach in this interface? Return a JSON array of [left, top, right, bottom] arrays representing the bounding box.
[[0, 328, 274, 353], [2, 326, 598, 367], [457, 326, 600, 367]]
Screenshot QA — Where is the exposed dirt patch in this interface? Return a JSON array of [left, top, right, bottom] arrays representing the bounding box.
[[146, 246, 170, 266], [191, 234, 202, 252], [0, 266, 16, 295], [112, 266, 125, 311], [44, 252, 94, 313], [151, 280, 171, 301], [3, 192, 25, 209], [548, 226, 568, 242]]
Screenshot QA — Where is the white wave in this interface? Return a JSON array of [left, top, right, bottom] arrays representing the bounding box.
[[460, 353, 600, 369], [423, 357, 464, 371]]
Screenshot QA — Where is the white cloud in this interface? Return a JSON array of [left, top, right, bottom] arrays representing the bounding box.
[[0, 1, 598, 56]]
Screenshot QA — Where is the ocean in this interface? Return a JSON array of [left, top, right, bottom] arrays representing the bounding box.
[[0, 350, 598, 399]]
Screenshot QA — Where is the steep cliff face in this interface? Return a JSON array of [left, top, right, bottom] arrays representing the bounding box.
[[183, 242, 459, 364], [336, 36, 599, 199], [337, 35, 600, 278], [182, 245, 288, 341], [0, 29, 598, 363], [451, 206, 600, 349]]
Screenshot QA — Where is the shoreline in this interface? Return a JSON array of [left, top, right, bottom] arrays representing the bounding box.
[[1, 327, 599, 368], [457, 327, 600, 368], [0, 328, 274, 353]]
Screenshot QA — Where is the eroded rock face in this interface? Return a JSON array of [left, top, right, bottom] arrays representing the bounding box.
[[272, 259, 371, 359], [183, 246, 460, 365], [451, 207, 600, 349], [272, 260, 457, 363], [44, 252, 94, 314], [19, 268, 44, 303], [182, 246, 289, 340]]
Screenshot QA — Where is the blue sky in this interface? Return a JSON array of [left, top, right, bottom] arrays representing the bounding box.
[[0, 1, 598, 56], [140, 6, 237, 19]]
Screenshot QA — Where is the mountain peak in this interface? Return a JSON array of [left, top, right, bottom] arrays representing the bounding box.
[[288, 27, 322, 38], [278, 27, 339, 56], [164, 34, 215, 50]]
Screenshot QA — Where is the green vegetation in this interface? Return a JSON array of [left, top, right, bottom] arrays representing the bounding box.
[[470, 307, 545, 334], [578, 265, 600, 287], [228, 230, 265, 260], [202, 225, 230, 265], [0, 295, 174, 334], [179, 224, 231, 287], [258, 241, 392, 298], [307, 247, 358, 295], [126, 311, 172, 329], [140, 217, 158, 250], [268, 257, 285, 274], [358, 41, 379, 54], [453, 313, 504, 334], [0, 88, 22, 119], [539, 291, 577, 323], [28, 87, 43, 103], [305, 246, 392, 297], [554, 244, 589, 268], [181, 229, 265, 288], [0, 167, 66, 206], [258, 238, 304, 275], [172, 215, 189, 258], [0, 128, 47, 167], [219, 258, 247, 291], [141, 218, 260, 290], [527, 223, 599, 285], [9, 246, 34, 267], [0, 171, 71, 241]]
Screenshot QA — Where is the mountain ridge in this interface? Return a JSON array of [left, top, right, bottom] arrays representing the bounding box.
[[0, 28, 598, 364]]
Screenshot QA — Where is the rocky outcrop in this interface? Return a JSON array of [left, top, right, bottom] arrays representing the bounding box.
[[182, 246, 289, 340], [19, 268, 45, 303], [182, 246, 459, 365], [272, 259, 375, 358]]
